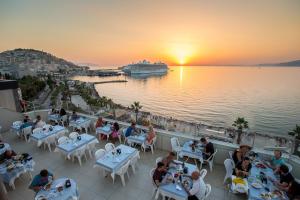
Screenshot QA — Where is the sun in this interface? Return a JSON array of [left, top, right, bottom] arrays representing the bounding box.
[[167, 42, 194, 65]]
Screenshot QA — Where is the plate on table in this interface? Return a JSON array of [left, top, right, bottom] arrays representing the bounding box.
[[251, 182, 263, 189]]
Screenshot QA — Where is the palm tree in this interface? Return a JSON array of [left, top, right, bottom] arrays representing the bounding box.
[[130, 101, 142, 123], [232, 117, 249, 144], [288, 125, 300, 156]]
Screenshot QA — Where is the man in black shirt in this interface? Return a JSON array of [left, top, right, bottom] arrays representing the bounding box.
[[152, 162, 167, 187], [276, 164, 294, 191], [200, 137, 214, 160]]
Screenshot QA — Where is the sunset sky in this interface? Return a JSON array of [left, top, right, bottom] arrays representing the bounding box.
[[1, 0, 300, 66]]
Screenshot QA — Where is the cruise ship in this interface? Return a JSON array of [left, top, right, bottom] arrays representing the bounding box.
[[121, 60, 168, 75]]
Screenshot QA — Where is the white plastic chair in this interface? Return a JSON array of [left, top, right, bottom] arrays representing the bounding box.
[[69, 132, 79, 140], [285, 163, 293, 173], [87, 141, 97, 158], [105, 143, 115, 152], [112, 160, 131, 186], [170, 137, 182, 160], [32, 127, 43, 135], [201, 184, 212, 200], [130, 151, 140, 174], [142, 136, 157, 154], [228, 151, 233, 160], [150, 168, 158, 197], [155, 157, 163, 165], [201, 149, 218, 172], [95, 149, 106, 160], [72, 146, 88, 166], [224, 159, 235, 184], [22, 126, 32, 142], [58, 136, 69, 145], [44, 134, 57, 152], [200, 169, 207, 180]]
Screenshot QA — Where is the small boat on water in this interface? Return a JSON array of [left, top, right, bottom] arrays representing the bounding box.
[[121, 60, 168, 75]]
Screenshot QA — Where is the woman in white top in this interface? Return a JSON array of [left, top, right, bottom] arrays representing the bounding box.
[[34, 115, 46, 128], [184, 171, 206, 200]]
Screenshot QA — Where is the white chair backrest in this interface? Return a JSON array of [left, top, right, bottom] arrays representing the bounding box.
[[285, 163, 293, 173], [95, 149, 106, 160], [122, 128, 127, 136], [22, 126, 32, 135], [204, 184, 212, 199], [105, 143, 115, 152], [118, 160, 130, 175], [62, 115, 68, 122], [155, 157, 163, 165], [58, 136, 69, 145], [224, 159, 235, 174], [150, 168, 156, 186], [228, 151, 233, 160], [170, 137, 180, 151], [200, 169, 207, 179], [69, 132, 79, 140], [33, 128, 42, 134], [207, 149, 218, 161]]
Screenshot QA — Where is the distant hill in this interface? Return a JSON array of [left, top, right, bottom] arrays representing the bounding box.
[[0, 48, 84, 77], [260, 59, 300, 66]]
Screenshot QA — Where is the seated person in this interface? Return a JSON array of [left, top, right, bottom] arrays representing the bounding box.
[[184, 171, 206, 200], [232, 145, 251, 165], [70, 111, 79, 121], [200, 137, 214, 160], [29, 169, 54, 192], [275, 164, 294, 191], [267, 150, 285, 170], [146, 125, 156, 145], [125, 122, 139, 137], [59, 108, 67, 117], [152, 162, 166, 187], [286, 180, 300, 200], [111, 122, 120, 144], [0, 150, 17, 162], [233, 157, 252, 178], [95, 117, 104, 128], [20, 118, 32, 130], [34, 115, 45, 129], [24, 115, 31, 122], [162, 152, 176, 168]]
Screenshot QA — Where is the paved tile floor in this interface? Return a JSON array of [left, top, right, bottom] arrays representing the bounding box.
[[2, 129, 246, 200]]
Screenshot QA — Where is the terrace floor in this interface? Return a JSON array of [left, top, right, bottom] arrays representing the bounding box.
[[2, 129, 246, 200]]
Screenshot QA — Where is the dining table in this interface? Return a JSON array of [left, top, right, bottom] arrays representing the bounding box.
[[55, 133, 98, 159], [35, 178, 79, 200], [155, 161, 198, 200], [127, 134, 147, 146], [69, 118, 91, 133], [0, 155, 35, 189], [179, 141, 204, 164], [96, 125, 112, 140], [94, 144, 137, 180], [247, 160, 288, 200], [30, 125, 65, 147]]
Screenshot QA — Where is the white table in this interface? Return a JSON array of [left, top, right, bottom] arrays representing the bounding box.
[[0, 158, 35, 189], [35, 178, 79, 200], [156, 162, 198, 200], [69, 118, 91, 133], [94, 144, 137, 178], [30, 125, 66, 147], [179, 141, 203, 164], [96, 125, 112, 141], [48, 114, 61, 122], [55, 134, 98, 159], [127, 134, 147, 146]]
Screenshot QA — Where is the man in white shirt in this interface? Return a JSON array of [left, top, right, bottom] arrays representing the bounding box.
[[184, 171, 206, 200]]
